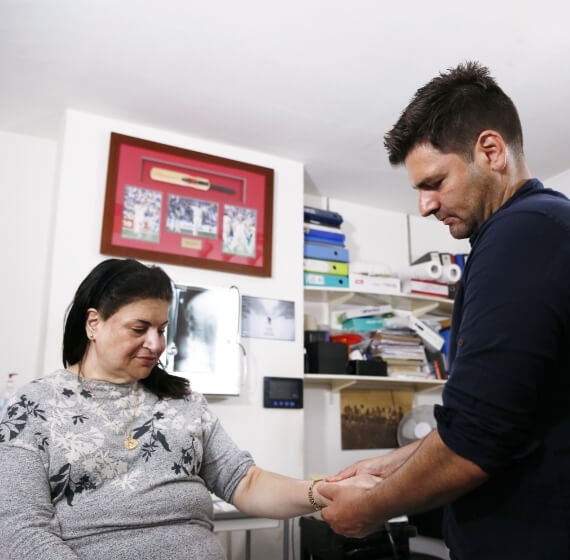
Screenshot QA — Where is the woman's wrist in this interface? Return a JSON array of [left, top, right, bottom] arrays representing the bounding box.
[[307, 479, 325, 511]]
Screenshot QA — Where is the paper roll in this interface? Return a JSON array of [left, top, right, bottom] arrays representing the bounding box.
[[441, 264, 461, 284], [400, 261, 442, 281]]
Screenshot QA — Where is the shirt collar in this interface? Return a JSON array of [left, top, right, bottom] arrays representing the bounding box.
[[469, 178, 543, 246]]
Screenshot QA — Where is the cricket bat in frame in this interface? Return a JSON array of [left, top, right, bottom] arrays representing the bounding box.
[[150, 166, 236, 194]]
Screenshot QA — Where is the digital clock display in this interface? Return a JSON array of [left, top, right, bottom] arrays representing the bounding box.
[[263, 377, 303, 408]]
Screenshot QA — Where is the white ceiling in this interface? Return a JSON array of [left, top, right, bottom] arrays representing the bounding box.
[[2, 0, 570, 215]]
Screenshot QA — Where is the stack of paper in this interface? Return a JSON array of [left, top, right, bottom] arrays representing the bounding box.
[[368, 329, 429, 378]]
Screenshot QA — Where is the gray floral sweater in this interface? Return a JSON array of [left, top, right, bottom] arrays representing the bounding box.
[[0, 369, 254, 559]]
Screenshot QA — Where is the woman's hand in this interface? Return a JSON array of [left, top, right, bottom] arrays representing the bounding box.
[[312, 473, 382, 507]]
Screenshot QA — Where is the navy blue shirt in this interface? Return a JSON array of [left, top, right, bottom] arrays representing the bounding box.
[[434, 179, 570, 559]]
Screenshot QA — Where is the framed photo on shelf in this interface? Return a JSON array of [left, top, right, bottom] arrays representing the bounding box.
[[100, 132, 274, 276]]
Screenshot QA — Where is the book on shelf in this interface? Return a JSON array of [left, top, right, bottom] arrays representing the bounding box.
[[407, 314, 444, 351], [425, 348, 448, 380], [453, 253, 469, 271], [341, 316, 385, 332], [304, 271, 349, 288], [303, 258, 348, 276], [303, 221, 342, 233], [349, 273, 401, 294], [303, 206, 343, 228], [304, 242, 349, 263], [336, 304, 393, 322], [386, 364, 431, 379], [367, 328, 431, 377], [370, 329, 423, 345], [405, 278, 457, 299], [303, 228, 345, 246]]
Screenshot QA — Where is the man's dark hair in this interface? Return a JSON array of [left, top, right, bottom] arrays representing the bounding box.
[[384, 61, 524, 164]]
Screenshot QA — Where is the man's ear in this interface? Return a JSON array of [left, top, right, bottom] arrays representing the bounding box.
[[474, 130, 507, 172], [86, 308, 101, 340]]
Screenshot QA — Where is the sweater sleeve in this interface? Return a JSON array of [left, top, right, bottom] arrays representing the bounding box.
[[0, 443, 81, 560], [195, 395, 254, 503]]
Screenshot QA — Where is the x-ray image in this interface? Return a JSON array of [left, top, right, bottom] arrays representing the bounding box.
[[163, 284, 241, 395]]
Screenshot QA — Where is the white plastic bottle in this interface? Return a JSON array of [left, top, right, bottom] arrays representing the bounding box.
[[0, 372, 18, 416]]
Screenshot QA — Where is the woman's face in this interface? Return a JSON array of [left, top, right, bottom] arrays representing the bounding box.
[[85, 298, 169, 383]]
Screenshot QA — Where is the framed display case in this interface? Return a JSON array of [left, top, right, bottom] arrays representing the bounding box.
[[100, 133, 274, 276]]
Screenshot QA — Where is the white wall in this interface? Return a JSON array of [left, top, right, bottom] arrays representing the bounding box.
[[0, 131, 57, 388], [546, 168, 570, 197]]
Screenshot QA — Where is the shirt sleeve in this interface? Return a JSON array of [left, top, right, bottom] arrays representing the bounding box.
[[0, 402, 81, 560], [436, 209, 570, 474], [196, 396, 255, 503]]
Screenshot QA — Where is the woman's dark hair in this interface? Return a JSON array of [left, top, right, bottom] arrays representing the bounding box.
[[62, 258, 189, 399], [384, 61, 524, 165]]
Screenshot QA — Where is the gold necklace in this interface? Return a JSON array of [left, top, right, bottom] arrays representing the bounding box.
[[82, 377, 141, 451]]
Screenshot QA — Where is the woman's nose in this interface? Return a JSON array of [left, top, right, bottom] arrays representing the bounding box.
[[144, 330, 164, 353]]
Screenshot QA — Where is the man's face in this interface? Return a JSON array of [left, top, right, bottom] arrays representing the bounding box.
[[405, 142, 493, 239]]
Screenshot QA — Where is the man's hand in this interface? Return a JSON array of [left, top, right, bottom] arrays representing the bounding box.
[[318, 479, 385, 537], [319, 431, 488, 538], [326, 440, 423, 482], [312, 473, 381, 507]]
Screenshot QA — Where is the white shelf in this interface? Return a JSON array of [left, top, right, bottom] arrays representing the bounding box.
[[303, 286, 453, 316], [303, 286, 451, 393], [304, 373, 446, 392]]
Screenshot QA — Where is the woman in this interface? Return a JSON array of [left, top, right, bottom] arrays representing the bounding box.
[[0, 258, 378, 559]]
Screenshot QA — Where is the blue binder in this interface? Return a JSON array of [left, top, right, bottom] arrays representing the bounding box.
[[303, 230, 345, 246], [303, 206, 343, 227], [304, 272, 349, 288], [304, 242, 349, 263]]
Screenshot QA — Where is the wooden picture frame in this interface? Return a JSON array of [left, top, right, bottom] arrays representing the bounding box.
[[100, 132, 274, 276]]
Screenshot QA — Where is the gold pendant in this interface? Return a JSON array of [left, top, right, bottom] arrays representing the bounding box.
[[124, 436, 138, 450]]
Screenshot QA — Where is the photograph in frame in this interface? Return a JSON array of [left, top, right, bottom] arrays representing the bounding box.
[[241, 295, 295, 341]]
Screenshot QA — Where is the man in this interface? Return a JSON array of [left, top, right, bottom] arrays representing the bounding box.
[[318, 61, 570, 559]]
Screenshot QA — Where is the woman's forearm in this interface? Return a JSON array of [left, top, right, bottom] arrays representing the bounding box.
[[232, 466, 317, 518]]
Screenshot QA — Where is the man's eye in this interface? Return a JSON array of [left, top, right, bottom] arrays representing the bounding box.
[[132, 328, 146, 334]]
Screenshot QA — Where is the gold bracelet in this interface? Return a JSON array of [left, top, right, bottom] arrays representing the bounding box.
[[308, 479, 323, 511]]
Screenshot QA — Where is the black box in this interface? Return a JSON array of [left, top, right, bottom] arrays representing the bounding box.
[[304, 330, 330, 347], [306, 342, 347, 374], [346, 359, 387, 376]]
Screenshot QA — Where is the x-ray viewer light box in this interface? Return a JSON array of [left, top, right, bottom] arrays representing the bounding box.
[[162, 283, 242, 396]]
